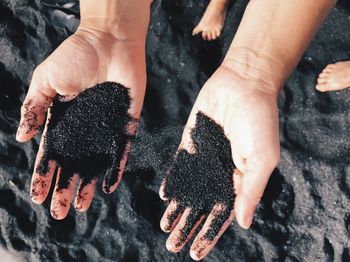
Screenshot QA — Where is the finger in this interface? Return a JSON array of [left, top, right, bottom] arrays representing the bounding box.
[[166, 208, 205, 253], [30, 109, 56, 204], [231, 148, 247, 174], [178, 106, 198, 153], [31, 160, 56, 204], [159, 180, 169, 201], [74, 178, 97, 212], [160, 200, 184, 232], [190, 203, 235, 260], [50, 169, 78, 220], [234, 165, 273, 229], [233, 169, 243, 195], [17, 67, 56, 142], [102, 142, 131, 194]]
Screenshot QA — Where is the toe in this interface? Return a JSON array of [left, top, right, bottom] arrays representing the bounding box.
[[192, 25, 202, 36], [210, 31, 216, 41], [322, 68, 332, 74], [315, 82, 329, 92], [325, 64, 336, 70], [319, 71, 330, 78], [317, 76, 327, 84], [202, 31, 207, 41], [214, 29, 220, 39], [207, 31, 213, 41]]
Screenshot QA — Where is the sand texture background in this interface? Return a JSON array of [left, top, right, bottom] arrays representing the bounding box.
[[1, 0, 350, 261]]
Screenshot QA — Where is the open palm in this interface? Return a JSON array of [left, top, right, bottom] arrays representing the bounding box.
[[17, 26, 147, 219]]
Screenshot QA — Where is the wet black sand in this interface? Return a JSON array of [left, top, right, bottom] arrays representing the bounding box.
[[1, 0, 350, 261]]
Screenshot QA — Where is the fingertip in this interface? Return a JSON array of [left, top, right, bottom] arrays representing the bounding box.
[[235, 211, 252, 229], [102, 168, 122, 194], [237, 218, 252, 229], [16, 131, 35, 143], [50, 209, 67, 220], [102, 180, 119, 194], [50, 197, 70, 220], [190, 250, 202, 261], [74, 203, 88, 212], [166, 238, 178, 253], [74, 195, 90, 212], [160, 219, 171, 233], [234, 195, 254, 229], [159, 182, 168, 201], [30, 195, 46, 205]]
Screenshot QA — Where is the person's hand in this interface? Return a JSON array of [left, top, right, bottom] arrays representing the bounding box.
[[16, 5, 149, 219], [159, 61, 280, 260]]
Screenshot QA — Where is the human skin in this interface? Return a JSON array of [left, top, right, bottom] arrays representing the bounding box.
[[192, 0, 230, 41], [16, 0, 151, 219], [160, 0, 336, 260], [316, 61, 350, 92]]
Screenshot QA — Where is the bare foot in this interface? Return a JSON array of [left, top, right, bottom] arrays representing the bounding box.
[[316, 61, 350, 92], [192, 0, 230, 41]]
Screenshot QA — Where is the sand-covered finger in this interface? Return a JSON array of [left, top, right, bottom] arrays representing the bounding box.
[[166, 208, 205, 253], [74, 178, 97, 212], [190, 204, 235, 260], [160, 200, 184, 232], [50, 169, 78, 220]]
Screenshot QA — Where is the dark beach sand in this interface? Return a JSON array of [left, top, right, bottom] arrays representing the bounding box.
[[0, 0, 350, 261], [164, 112, 235, 242]]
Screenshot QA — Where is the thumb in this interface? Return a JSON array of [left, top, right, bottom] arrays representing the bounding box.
[[16, 68, 56, 142], [234, 158, 278, 229]]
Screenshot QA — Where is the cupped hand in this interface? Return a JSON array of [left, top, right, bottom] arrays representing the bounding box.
[[16, 22, 147, 219], [159, 63, 280, 260]]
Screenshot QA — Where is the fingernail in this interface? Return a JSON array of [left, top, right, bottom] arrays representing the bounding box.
[[166, 238, 176, 253], [242, 213, 254, 229], [191, 238, 210, 260], [16, 125, 22, 139]]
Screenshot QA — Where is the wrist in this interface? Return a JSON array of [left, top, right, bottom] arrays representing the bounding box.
[[79, 0, 150, 42], [222, 47, 285, 96]]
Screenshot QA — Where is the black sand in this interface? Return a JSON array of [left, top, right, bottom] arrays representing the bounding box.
[[164, 112, 235, 241], [37, 82, 134, 192], [1, 0, 350, 261]]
